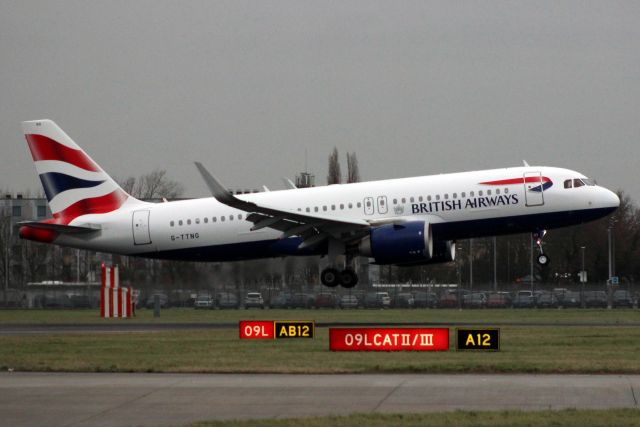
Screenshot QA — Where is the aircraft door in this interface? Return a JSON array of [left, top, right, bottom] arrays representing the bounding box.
[[523, 172, 544, 207], [132, 210, 152, 245], [364, 197, 375, 215], [377, 196, 388, 214]]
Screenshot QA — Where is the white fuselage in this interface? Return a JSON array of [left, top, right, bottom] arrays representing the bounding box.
[[54, 166, 619, 262]]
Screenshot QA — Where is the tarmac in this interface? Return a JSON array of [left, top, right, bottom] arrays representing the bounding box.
[[0, 372, 638, 427]]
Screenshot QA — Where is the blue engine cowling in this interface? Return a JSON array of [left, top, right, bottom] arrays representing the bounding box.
[[358, 221, 433, 265], [396, 239, 456, 266]]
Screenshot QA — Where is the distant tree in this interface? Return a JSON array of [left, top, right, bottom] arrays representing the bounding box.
[[346, 152, 360, 183], [119, 169, 184, 199], [327, 147, 342, 185]]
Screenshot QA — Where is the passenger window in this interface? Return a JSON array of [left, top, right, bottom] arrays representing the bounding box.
[[195, 218, 200, 224], [170, 221, 174, 227], [419, 196, 423, 202], [314, 207, 319, 212], [401, 198, 406, 203], [470, 191, 475, 197], [478, 191, 483, 196], [340, 204, 345, 209], [230, 215, 234, 220], [393, 199, 398, 204], [179, 220, 183, 226], [221, 216, 225, 222], [452, 193, 457, 199], [444, 194, 449, 200], [495, 189, 500, 195], [357, 202, 362, 208], [574, 179, 585, 188], [238, 214, 242, 220], [436, 195, 440, 201], [212, 217, 217, 222], [348, 203, 353, 209], [504, 188, 509, 194], [410, 197, 414, 203], [427, 196, 432, 201], [487, 190, 491, 196], [323, 206, 327, 211], [306, 207, 310, 212], [187, 219, 192, 225], [331, 205, 336, 211], [204, 218, 208, 223], [564, 179, 573, 189], [461, 192, 466, 198]]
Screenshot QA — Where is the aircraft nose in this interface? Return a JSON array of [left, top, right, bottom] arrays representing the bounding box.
[[603, 188, 620, 209]]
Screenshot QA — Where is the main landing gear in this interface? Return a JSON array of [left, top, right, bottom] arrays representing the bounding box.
[[320, 267, 358, 288], [320, 240, 359, 288], [533, 229, 550, 266]]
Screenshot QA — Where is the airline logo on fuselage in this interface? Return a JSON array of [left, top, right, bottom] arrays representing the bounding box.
[[411, 194, 519, 214]]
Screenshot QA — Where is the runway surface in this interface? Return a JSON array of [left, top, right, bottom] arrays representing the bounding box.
[[1, 372, 638, 427], [3, 320, 640, 335]]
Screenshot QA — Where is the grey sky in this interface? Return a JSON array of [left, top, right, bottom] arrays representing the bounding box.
[[1, 1, 639, 201]]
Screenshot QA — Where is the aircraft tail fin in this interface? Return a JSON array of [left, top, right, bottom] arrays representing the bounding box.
[[21, 119, 141, 222]]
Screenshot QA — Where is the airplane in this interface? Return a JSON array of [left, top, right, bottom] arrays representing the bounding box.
[[18, 119, 620, 288]]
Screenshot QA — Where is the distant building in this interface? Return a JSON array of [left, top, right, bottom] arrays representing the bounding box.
[[295, 172, 315, 188]]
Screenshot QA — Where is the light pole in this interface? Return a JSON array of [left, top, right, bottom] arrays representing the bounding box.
[[493, 236, 497, 291], [469, 238, 473, 292], [607, 216, 617, 280], [530, 235, 534, 294], [580, 246, 586, 308]]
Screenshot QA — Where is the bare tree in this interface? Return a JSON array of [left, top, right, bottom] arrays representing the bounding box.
[[119, 169, 184, 200], [327, 147, 342, 185], [346, 152, 360, 183]]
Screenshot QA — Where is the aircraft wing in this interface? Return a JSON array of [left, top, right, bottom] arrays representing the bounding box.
[[195, 162, 371, 249]]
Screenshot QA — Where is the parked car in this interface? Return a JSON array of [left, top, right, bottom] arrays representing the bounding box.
[[413, 292, 439, 308], [583, 291, 608, 308], [216, 292, 239, 309], [70, 295, 94, 308], [462, 292, 486, 309], [392, 292, 415, 308], [556, 291, 581, 308], [44, 294, 73, 308], [145, 293, 169, 309], [612, 290, 633, 308], [194, 294, 214, 309], [290, 293, 315, 309], [363, 292, 391, 309], [339, 294, 359, 309], [535, 292, 559, 308], [438, 292, 459, 308], [269, 293, 293, 309], [244, 292, 265, 309], [512, 293, 535, 308], [315, 293, 339, 309], [486, 292, 511, 309]]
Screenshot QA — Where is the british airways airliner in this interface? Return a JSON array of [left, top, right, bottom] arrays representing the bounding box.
[[19, 120, 619, 288]]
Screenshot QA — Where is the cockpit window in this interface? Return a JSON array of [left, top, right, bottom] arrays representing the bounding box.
[[564, 179, 572, 189], [573, 179, 585, 188], [582, 178, 596, 186]]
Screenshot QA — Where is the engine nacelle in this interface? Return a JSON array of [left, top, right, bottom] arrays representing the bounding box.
[[359, 221, 433, 265]]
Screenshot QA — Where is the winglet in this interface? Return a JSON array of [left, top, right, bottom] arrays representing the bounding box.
[[194, 162, 233, 202], [282, 177, 297, 189], [522, 160, 530, 167]]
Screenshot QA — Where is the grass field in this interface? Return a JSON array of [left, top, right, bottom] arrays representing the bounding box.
[[186, 409, 640, 427], [1, 309, 639, 373]]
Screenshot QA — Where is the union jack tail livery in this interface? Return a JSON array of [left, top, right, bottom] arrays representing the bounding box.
[[20, 120, 142, 242]]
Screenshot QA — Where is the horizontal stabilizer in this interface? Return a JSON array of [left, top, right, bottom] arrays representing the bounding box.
[[18, 221, 101, 234]]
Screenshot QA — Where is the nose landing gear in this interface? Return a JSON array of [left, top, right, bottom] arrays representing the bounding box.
[[533, 229, 550, 265]]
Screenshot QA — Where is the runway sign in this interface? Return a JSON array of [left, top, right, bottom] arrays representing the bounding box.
[[456, 328, 500, 351], [329, 328, 449, 351], [239, 320, 315, 340]]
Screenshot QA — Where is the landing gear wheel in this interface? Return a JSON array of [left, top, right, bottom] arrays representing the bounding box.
[[339, 269, 359, 288], [537, 254, 550, 266], [321, 268, 341, 287]]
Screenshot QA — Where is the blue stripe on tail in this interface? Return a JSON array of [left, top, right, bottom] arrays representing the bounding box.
[[39, 172, 105, 201]]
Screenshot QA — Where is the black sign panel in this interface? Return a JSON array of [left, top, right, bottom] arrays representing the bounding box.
[[274, 321, 315, 339], [456, 328, 500, 351]]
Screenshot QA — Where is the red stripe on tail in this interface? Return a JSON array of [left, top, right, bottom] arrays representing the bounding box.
[[25, 134, 100, 172]]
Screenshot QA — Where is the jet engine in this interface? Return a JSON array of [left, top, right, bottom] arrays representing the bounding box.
[[358, 221, 433, 265]]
